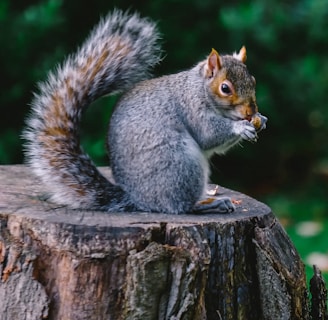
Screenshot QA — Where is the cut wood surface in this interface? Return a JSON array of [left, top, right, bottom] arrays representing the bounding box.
[[0, 165, 309, 320]]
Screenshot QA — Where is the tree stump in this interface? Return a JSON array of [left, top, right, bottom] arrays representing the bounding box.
[[0, 165, 309, 320]]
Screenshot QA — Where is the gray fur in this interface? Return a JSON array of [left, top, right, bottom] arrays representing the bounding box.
[[109, 65, 261, 214], [24, 10, 267, 214]]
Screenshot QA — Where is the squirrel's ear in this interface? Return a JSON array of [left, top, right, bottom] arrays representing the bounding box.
[[205, 48, 222, 78], [233, 46, 247, 63]]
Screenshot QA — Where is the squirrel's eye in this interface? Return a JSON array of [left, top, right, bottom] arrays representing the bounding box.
[[221, 83, 231, 94], [219, 81, 233, 96]]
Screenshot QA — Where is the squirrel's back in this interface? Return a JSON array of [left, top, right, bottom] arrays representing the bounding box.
[[24, 10, 161, 211]]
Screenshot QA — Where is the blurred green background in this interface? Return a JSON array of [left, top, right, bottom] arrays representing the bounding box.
[[1, 0, 328, 283]]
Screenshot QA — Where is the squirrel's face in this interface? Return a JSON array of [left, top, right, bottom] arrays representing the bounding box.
[[205, 47, 258, 121]]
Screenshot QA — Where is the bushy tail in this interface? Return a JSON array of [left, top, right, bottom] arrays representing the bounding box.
[[23, 10, 161, 211]]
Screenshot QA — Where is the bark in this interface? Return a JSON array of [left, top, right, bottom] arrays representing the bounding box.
[[310, 265, 328, 320], [0, 165, 310, 320]]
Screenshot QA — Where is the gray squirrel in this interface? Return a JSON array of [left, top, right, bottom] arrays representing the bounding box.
[[24, 10, 267, 214]]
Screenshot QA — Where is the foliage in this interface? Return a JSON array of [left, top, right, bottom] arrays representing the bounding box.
[[1, 0, 328, 280], [268, 187, 328, 283]]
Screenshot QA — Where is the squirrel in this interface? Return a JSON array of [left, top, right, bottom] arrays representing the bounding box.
[[24, 10, 267, 214]]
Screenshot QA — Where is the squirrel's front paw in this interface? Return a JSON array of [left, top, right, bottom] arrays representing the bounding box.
[[233, 120, 258, 142]]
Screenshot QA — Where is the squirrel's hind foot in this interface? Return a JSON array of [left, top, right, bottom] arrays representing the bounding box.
[[192, 197, 235, 214]]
